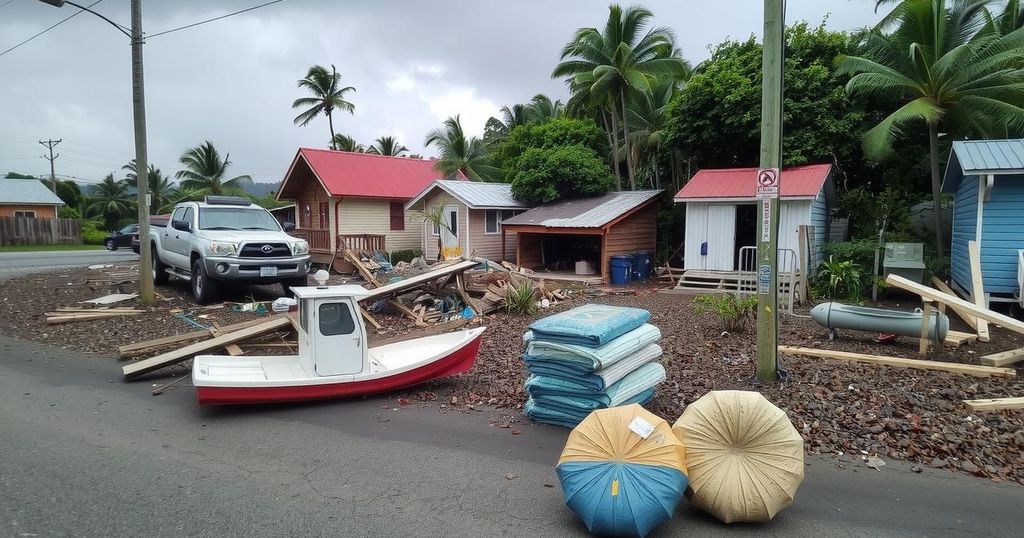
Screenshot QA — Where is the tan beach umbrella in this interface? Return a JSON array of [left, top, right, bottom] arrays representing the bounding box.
[[672, 390, 804, 523]]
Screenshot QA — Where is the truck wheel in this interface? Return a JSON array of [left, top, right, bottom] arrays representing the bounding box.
[[191, 259, 217, 304], [281, 276, 308, 297], [152, 248, 169, 285]]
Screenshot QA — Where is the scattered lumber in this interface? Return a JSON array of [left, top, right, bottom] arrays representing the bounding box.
[[118, 316, 274, 358], [360, 307, 383, 330], [122, 316, 291, 379], [224, 344, 243, 356], [359, 259, 479, 303], [887, 274, 1024, 336], [967, 241, 991, 342], [778, 345, 1017, 378], [979, 347, 1024, 368], [46, 311, 143, 325], [963, 397, 1024, 412], [929, 277, 979, 331], [944, 330, 978, 348], [82, 293, 138, 305]]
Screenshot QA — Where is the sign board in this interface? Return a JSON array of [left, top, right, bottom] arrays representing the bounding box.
[[760, 199, 771, 243], [758, 264, 772, 294], [756, 167, 779, 199]]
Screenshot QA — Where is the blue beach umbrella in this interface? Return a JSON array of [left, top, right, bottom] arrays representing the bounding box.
[[556, 404, 688, 537]]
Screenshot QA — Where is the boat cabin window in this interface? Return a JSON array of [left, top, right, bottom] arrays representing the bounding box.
[[300, 299, 309, 334], [319, 303, 355, 336]]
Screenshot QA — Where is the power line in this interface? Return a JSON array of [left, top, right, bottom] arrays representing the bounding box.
[[0, 0, 104, 58], [147, 0, 286, 39]]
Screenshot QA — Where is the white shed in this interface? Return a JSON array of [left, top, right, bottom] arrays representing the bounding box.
[[673, 164, 834, 272]]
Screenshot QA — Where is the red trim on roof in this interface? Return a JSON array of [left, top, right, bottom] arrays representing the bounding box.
[[283, 148, 467, 200], [674, 164, 832, 200]]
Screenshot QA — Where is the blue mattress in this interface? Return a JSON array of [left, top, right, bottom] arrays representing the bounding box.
[[527, 304, 651, 348], [524, 324, 662, 373], [525, 389, 656, 428], [526, 362, 666, 407]]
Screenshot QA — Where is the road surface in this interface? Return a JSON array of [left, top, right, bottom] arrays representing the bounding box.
[[0, 335, 1021, 537], [0, 249, 138, 278]]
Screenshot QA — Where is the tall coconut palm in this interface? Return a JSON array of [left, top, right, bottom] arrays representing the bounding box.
[[566, 77, 624, 189], [367, 136, 409, 156], [527, 93, 565, 121], [626, 75, 685, 189], [174, 141, 252, 196], [293, 65, 356, 150], [86, 173, 135, 231], [838, 0, 1024, 257], [424, 115, 498, 181], [123, 159, 176, 213], [553, 4, 690, 189], [330, 134, 365, 152]]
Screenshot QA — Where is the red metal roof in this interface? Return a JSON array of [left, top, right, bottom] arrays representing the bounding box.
[[293, 148, 465, 199], [673, 164, 832, 200]]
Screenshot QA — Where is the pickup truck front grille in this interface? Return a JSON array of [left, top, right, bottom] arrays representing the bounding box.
[[238, 242, 290, 258]]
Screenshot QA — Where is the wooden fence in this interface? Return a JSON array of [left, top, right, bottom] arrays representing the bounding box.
[[0, 217, 81, 246]]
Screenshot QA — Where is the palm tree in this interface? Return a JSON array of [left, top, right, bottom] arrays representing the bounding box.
[[553, 4, 690, 189], [293, 65, 356, 150], [424, 115, 499, 181], [527, 93, 565, 121], [367, 136, 409, 156], [330, 134, 365, 152], [626, 75, 685, 189], [838, 0, 1024, 257], [174, 141, 252, 196], [123, 159, 176, 213], [86, 174, 135, 231]]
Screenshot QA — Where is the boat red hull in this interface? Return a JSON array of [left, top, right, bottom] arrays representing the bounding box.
[[196, 333, 483, 405]]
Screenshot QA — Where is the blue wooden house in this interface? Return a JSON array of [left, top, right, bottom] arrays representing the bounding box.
[[942, 139, 1024, 306]]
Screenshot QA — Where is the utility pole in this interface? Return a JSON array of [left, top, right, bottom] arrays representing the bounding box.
[[131, 0, 154, 305], [755, 0, 785, 381], [39, 138, 61, 192]]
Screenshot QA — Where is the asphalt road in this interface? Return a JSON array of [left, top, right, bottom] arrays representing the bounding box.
[[0, 336, 1022, 537], [0, 249, 138, 278]]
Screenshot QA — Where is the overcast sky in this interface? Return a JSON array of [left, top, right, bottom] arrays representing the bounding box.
[[0, 0, 880, 185]]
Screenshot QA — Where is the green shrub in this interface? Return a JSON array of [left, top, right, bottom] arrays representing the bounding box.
[[389, 249, 422, 264], [81, 219, 107, 245], [504, 282, 538, 315], [814, 255, 866, 301], [58, 206, 81, 219], [822, 240, 877, 271], [692, 293, 758, 332]]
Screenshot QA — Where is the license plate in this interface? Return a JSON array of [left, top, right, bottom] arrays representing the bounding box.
[[260, 266, 278, 277]]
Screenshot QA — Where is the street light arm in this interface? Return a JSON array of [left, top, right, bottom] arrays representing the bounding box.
[[40, 0, 132, 39]]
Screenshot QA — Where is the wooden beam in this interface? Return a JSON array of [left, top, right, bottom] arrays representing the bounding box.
[[979, 347, 1024, 367], [122, 316, 292, 379], [930, 277, 978, 331], [963, 397, 1024, 412], [224, 344, 243, 356], [968, 241, 991, 342], [944, 330, 978, 348], [46, 312, 143, 324], [117, 317, 280, 358], [778, 345, 1017, 378], [918, 301, 933, 357], [888, 274, 1024, 335], [359, 306, 383, 330], [359, 259, 480, 303]]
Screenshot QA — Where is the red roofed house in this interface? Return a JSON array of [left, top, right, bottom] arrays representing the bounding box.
[[276, 148, 464, 263], [673, 164, 834, 274]]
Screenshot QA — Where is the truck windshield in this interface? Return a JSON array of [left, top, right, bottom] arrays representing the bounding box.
[[198, 208, 281, 231]]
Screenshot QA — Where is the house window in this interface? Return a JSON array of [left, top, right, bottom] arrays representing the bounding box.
[[485, 209, 524, 234], [13, 210, 36, 218], [389, 202, 405, 231], [432, 221, 440, 236], [448, 208, 458, 237]]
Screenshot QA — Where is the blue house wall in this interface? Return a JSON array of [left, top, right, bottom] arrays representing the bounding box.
[[950, 177, 978, 294], [810, 191, 829, 269], [951, 173, 1024, 296]]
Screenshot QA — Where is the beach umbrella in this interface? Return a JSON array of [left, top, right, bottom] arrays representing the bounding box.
[[672, 390, 804, 523], [556, 404, 688, 537]]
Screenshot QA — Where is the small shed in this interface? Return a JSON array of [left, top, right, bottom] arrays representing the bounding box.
[[500, 190, 662, 284], [942, 138, 1024, 305], [673, 164, 834, 272]]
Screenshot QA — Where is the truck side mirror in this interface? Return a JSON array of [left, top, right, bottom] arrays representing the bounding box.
[[171, 219, 191, 232], [282, 222, 296, 232]]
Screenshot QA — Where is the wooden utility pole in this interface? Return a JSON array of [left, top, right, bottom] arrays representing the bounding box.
[[131, 0, 154, 305], [755, 0, 785, 381], [38, 138, 61, 192]]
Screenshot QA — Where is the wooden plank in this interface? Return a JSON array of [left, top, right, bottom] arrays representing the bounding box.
[[117, 316, 277, 358], [979, 347, 1024, 367], [360, 306, 383, 330], [918, 301, 932, 357], [944, 330, 978, 348], [967, 241, 991, 342], [778, 345, 1017, 378], [122, 316, 292, 379], [963, 397, 1024, 412], [888, 274, 1024, 335], [46, 312, 143, 324], [359, 260, 480, 303], [930, 277, 979, 331], [224, 344, 243, 356]]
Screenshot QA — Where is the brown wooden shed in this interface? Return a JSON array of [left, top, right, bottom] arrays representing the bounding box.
[[500, 190, 662, 284]]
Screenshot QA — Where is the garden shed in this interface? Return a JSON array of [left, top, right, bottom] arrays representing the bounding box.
[[942, 138, 1024, 305], [673, 164, 834, 272], [500, 190, 662, 284]]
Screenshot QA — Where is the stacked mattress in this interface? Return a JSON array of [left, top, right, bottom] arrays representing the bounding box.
[[523, 304, 666, 428]]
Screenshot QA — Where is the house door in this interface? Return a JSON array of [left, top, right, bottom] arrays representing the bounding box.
[[441, 204, 461, 259], [684, 203, 736, 271], [312, 300, 363, 376]]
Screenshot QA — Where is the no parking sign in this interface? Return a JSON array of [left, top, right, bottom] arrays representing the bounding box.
[[756, 168, 779, 198]]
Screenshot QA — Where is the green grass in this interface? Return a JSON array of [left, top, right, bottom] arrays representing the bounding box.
[[0, 244, 106, 252]]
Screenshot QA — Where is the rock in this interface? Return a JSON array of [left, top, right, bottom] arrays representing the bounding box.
[[961, 460, 981, 475], [931, 457, 948, 468], [911, 465, 922, 473]]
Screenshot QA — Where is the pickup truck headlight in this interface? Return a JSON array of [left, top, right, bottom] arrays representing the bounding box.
[[209, 241, 239, 255], [291, 240, 309, 255]]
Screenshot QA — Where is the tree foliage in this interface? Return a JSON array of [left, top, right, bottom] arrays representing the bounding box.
[[424, 115, 498, 181], [510, 145, 615, 203], [85, 174, 134, 231], [491, 117, 608, 174], [293, 64, 356, 150], [175, 141, 251, 197], [55, 180, 81, 209]]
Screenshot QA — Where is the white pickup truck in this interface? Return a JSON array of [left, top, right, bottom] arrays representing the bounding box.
[[150, 196, 311, 303]]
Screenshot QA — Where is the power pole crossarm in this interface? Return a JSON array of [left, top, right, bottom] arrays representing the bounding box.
[[39, 138, 61, 193]]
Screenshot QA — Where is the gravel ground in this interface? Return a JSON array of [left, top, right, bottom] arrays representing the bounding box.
[[2, 266, 1022, 483]]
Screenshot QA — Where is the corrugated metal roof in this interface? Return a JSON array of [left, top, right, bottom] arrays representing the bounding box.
[[0, 178, 64, 205], [288, 148, 467, 199], [673, 164, 832, 201], [942, 139, 1024, 193], [501, 190, 662, 229], [405, 180, 529, 210]]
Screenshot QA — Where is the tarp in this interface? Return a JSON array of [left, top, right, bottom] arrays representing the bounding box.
[[671, 390, 805, 523], [524, 389, 654, 428], [524, 324, 662, 373], [524, 344, 662, 391], [527, 304, 650, 347], [556, 404, 688, 537]]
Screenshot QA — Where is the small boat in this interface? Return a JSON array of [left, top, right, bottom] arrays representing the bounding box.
[[192, 280, 485, 405], [810, 302, 948, 340]]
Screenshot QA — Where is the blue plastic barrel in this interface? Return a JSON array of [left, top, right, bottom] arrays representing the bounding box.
[[631, 252, 651, 280], [610, 255, 633, 285]]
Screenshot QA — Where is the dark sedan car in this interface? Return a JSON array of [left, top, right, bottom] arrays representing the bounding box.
[[104, 224, 138, 251], [130, 215, 171, 254]]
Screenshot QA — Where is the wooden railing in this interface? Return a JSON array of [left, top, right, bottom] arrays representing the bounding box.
[[339, 234, 386, 253], [288, 228, 330, 251]]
